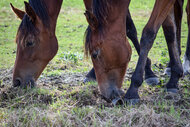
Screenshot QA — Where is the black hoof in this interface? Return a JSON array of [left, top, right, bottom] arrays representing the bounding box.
[[145, 77, 159, 86], [124, 98, 140, 105], [83, 77, 96, 84], [164, 67, 171, 76], [112, 98, 124, 106], [167, 88, 178, 94]]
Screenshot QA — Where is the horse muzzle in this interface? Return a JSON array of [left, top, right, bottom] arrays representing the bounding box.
[[13, 77, 36, 88]]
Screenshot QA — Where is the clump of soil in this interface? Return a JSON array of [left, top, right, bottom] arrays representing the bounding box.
[[0, 86, 55, 108]]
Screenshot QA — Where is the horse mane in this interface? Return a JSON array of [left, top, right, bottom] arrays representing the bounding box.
[[84, 0, 113, 57], [93, 0, 113, 29], [18, 0, 50, 37]]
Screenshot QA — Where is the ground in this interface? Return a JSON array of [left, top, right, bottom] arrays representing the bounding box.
[[0, 0, 190, 126]]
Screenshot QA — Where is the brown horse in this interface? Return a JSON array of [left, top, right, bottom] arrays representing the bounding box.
[[84, 0, 190, 104], [124, 0, 188, 104], [84, 0, 132, 100], [83, 0, 159, 86], [11, 0, 63, 88]]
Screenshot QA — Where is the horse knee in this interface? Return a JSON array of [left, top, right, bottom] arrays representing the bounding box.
[[163, 25, 175, 43], [127, 28, 137, 40], [146, 58, 151, 67], [140, 28, 156, 49]]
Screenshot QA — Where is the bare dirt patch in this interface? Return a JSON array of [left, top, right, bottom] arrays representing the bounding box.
[[0, 68, 190, 126]]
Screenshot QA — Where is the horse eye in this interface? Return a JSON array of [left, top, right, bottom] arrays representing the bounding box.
[[26, 41, 34, 47], [92, 49, 100, 59], [92, 52, 98, 59]]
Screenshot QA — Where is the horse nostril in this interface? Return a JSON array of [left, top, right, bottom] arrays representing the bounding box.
[[13, 78, 21, 87]]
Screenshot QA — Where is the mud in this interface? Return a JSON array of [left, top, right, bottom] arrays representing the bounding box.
[[0, 67, 190, 110], [0, 68, 133, 108]]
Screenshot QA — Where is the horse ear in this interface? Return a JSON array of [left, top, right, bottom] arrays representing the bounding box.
[[84, 10, 98, 31], [10, 3, 25, 20], [24, 1, 36, 23]]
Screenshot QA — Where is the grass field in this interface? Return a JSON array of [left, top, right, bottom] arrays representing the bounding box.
[[0, 0, 190, 126]]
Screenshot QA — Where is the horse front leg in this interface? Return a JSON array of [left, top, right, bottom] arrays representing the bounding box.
[[162, 7, 183, 93], [126, 9, 159, 86], [183, 0, 190, 75], [164, 0, 184, 76], [124, 0, 176, 104]]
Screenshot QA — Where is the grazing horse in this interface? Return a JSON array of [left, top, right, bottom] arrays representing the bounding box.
[[124, 0, 188, 104], [11, 0, 63, 87], [83, 0, 159, 86], [84, 0, 132, 99]]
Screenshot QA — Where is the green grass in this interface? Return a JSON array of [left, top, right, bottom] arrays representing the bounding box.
[[0, 0, 188, 70], [0, 0, 190, 126]]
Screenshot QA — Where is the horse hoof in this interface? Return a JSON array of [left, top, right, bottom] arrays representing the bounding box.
[[164, 67, 171, 76], [124, 98, 140, 105], [145, 77, 159, 86], [112, 98, 124, 106], [167, 88, 178, 94], [83, 77, 96, 84]]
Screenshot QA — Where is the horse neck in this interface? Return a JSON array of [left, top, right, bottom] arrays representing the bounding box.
[[45, 0, 63, 33], [106, 1, 129, 32], [111, 0, 129, 19]]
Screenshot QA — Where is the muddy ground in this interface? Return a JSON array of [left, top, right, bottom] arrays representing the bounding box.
[[0, 67, 190, 126]]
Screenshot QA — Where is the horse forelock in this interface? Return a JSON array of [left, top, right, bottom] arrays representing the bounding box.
[[16, 14, 38, 44], [16, 0, 50, 43], [84, 26, 92, 58]]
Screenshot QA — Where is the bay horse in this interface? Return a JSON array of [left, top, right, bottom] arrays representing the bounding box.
[[84, 0, 189, 103], [84, 0, 132, 99], [11, 0, 63, 87], [83, 0, 159, 86], [124, 0, 189, 104]]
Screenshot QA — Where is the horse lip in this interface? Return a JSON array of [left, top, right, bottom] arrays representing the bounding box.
[[23, 78, 36, 88], [100, 84, 124, 101]]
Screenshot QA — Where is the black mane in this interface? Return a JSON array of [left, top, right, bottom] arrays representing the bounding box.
[[29, 0, 49, 26], [84, 0, 113, 57], [18, 0, 49, 36]]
